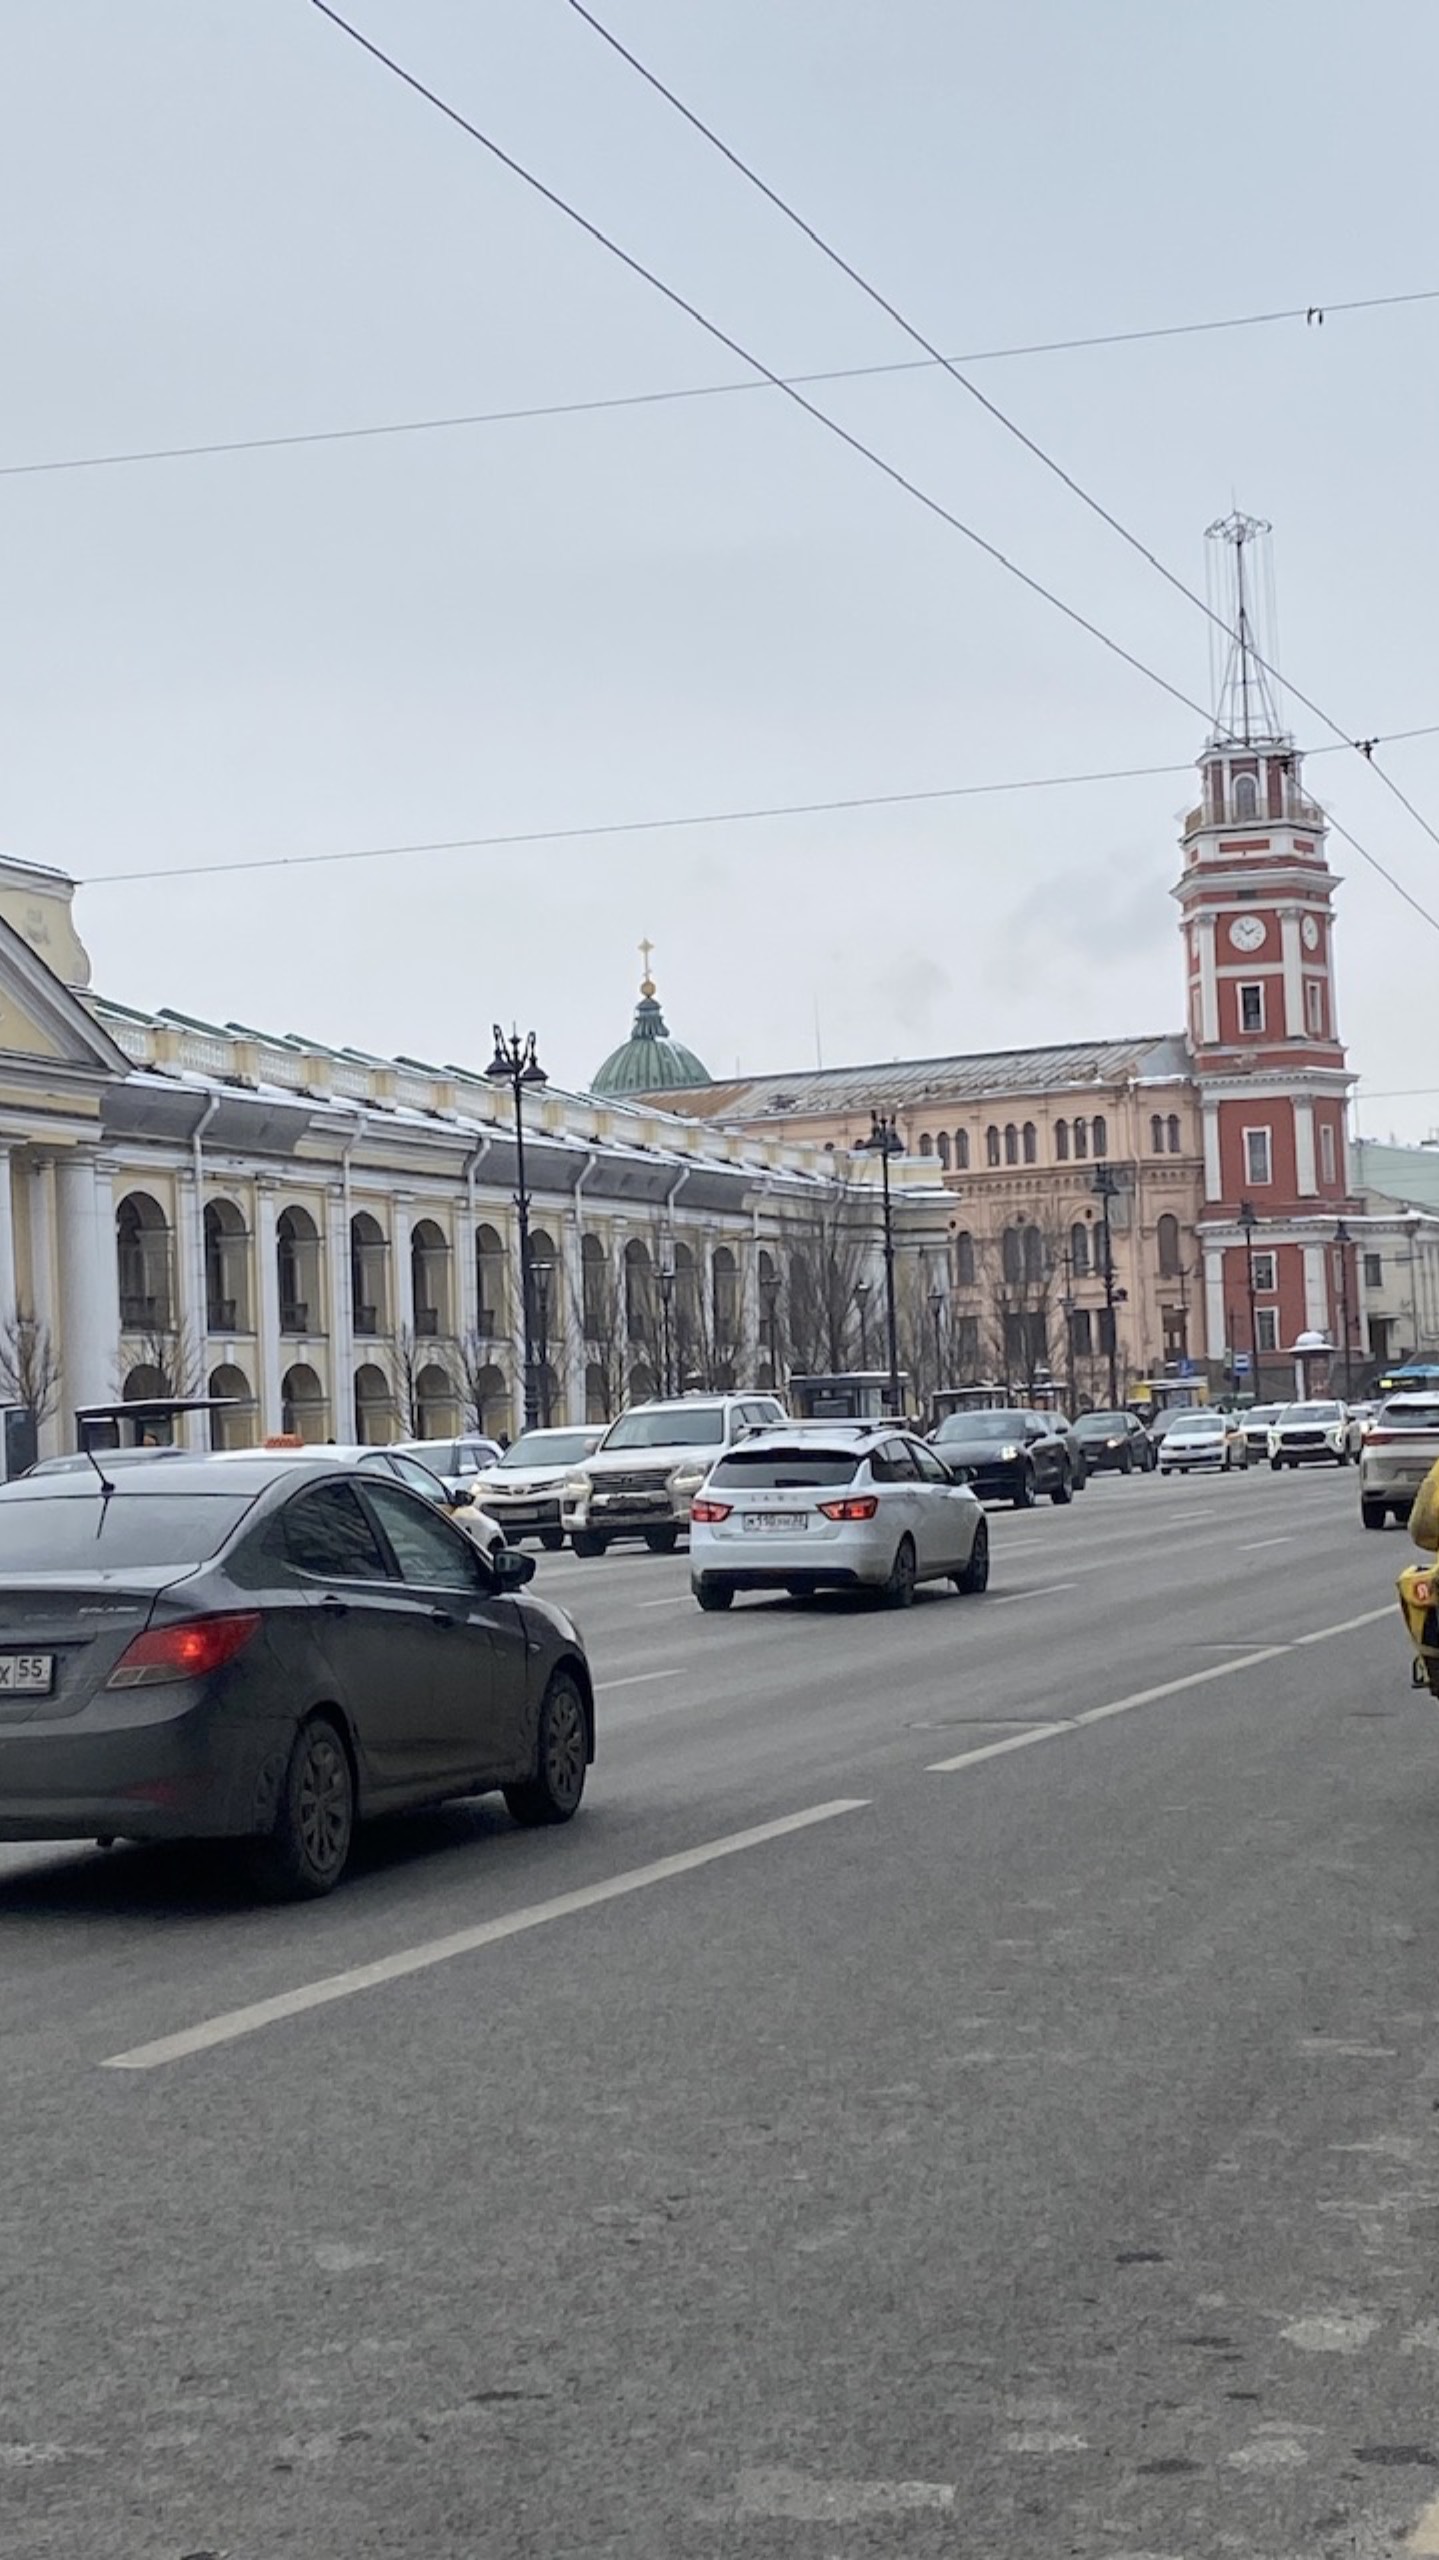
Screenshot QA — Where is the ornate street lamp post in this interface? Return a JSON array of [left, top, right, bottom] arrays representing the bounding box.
[[532, 1257, 554, 1428], [858, 1111, 904, 1414], [1092, 1163, 1125, 1409], [760, 1271, 782, 1394], [486, 1026, 548, 1432], [854, 1278, 873, 1372]]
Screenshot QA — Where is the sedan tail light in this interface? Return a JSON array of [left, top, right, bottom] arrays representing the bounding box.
[[817, 1495, 880, 1522], [691, 1499, 732, 1523], [107, 1612, 262, 1690]]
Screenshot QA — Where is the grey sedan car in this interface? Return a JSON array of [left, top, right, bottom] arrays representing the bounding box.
[[0, 1456, 594, 1897]]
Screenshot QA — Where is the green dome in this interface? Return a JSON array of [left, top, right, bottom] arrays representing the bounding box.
[[592, 975, 711, 1097]]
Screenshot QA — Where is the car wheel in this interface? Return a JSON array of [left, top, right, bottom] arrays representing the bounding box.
[[1159, 1465, 1170, 1476], [1269, 1456, 1282, 1471], [1051, 1467, 1072, 1507], [695, 1578, 735, 1612], [1361, 1498, 1387, 1530], [954, 1520, 990, 1595], [644, 1527, 680, 1555], [880, 1536, 917, 1608], [571, 1530, 607, 1558], [1119, 1449, 1133, 1476], [503, 1672, 589, 1826], [248, 1714, 354, 1901], [540, 1528, 565, 1551], [1013, 1466, 1036, 1511]]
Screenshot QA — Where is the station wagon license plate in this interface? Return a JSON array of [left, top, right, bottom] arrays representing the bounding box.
[[744, 1513, 806, 1532], [0, 1654, 53, 1694]]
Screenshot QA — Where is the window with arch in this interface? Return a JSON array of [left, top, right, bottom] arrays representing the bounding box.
[[476, 1224, 508, 1338], [276, 1206, 321, 1336], [203, 1197, 249, 1335], [1232, 771, 1259, 819], [1073, 1117, 1089, 1160], [955, 1130, 970, 1170], [1150, 1114, 1164, 1154], [954, 1230, 976, 1287], [1157, 1213, 1182, 1276], [1022, 1122, 1037, 1165], [353, 1360, 392, 1445], [1001, 1226, 1023, 1284], [624, 1238, 654, 1344], [1004, 1123, 1019, 1166], [1055, 1120, 1070, 1161], [116, 1191, 174, 1332], [581, 1233, 609, 1341], [985, 1125, 1001, 1168], [528, 1227, 561, 1382], [1023, 1225, 1045, 1284], [918, 1131, 934, 1158], [1091, 1114, 1108, 1158], [281, 1360, 327, 1443], [208, 1361, 255, 1450], [936, 1131, 951, 1171], [1167, 1114, 1181, 1155], [1070, 1221, 1090, 1277], [350, 1211, 387, 1336], [712, 1245, 739, 1347], [410, 1217, 451, 1339]]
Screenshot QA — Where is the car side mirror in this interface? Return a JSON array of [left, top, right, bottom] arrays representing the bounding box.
[[489, 1545, 536, 1591], [446, 1486, 469, 1509], [945, 1460, 975, 1486]]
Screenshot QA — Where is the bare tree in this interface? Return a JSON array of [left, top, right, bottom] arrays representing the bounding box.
[[574, 1238, 628, 1422], [390, 1325, 458, 1439], [774, 1172, 874, 1375], [118, 1318, 206, 1401], [0, 1308, 61, 1430], [895, 1252, 951, 1419], [981, 1211, 1067, 1400]]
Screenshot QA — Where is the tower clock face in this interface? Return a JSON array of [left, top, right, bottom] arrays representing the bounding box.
[[1301, 914, 1320, 949], [1228, 913, 1266, 952]]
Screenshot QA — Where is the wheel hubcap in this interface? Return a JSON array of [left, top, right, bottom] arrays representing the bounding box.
[[297, 1733, 350, 1872], [546, 1691, 586, 1807]]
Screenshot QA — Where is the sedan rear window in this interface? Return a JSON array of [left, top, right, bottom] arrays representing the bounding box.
[[0, 1491, 254, 1569], [1378, 1401, 1439, 1430], [709, 1449, 861, 1488]]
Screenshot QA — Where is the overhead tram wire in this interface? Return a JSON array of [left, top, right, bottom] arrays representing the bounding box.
[[305, 5, 1439, 941], [5, 284, 1438, 481], [560, 0, 1439, 861], [77, 724, 1439, 899], [306, 1, 1208, 731]]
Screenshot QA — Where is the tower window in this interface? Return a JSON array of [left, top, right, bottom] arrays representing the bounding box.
[[1232, 772, 1259, 820], [1167, 1114, 1182, 1154], [1004, 1123, 1019, 1166], [1243, 1127, 1273, 1186], [1251, 1251, 1277, 1294], [1150, 1114, 1164, 1154], [1239, 982, 1265, 1033], [1073, 1117, 1088, 1160], [1305, 979, 1325, 1035], [1320, 1122, 1337, 1184], [1255, 1307, 1279, 1352]]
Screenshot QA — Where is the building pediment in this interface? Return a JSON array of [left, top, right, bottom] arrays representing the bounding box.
[[0, 913, 130, 1081]]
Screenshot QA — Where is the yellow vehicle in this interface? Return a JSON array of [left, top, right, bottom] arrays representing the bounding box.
[[1397, 1459, 1439, 1698]]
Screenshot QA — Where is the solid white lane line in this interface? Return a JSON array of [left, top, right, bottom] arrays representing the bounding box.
[[102, 1798, 871, 2072], [927, 1604, 1392, 1773], [595, 1668, 678, 1692]]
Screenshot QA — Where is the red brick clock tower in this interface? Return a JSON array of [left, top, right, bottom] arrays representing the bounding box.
[[1176, 514, 1358, 1396]]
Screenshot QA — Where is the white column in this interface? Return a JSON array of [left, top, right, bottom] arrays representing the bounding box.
[[392, 1199, 414, 1337], [254, 1183, 283, 1438], [1280, 912, 1304, 1035], [55, 1149, 121, 1429], [0, 1147, 16, 1322], [327, 1186, 353, 1441], [174, 1172, 207, 1446], [29, 1161, 60, 1457], [1202, 1103, 1222, 1204], [563, 1201, 588, 1426], [1303, 1242, 1329, 1335], [1196, 912, 1219, 1045], [1203, 1245, 1226, 1364], [1293, 1100, 1317, 1198]]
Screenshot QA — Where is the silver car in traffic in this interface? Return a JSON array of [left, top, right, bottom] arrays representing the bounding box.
[[689, 1423, 989, 1612]]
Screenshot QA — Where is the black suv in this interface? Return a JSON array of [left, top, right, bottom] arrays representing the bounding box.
[[930, 1408, 1075, 1508], [1072, 1410, 1156, 1476]]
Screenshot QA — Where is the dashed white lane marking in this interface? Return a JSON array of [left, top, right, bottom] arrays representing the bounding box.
[[1281, 2311, 1380, 2352], [1239, 1535, 1295, 1551], [926, 1604, 1391, 1772], [1408, 2495, 1439, 2555], [102, 1798, 869, 2072], [728, 2469, 954, 2522], [594, 1668, 678, 1691], [637, 1597, 690, 1609], [988, 1582, 1079, 1607]]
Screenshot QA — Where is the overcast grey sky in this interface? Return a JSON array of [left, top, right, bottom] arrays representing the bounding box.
[[4, 1, 1438, 1132]]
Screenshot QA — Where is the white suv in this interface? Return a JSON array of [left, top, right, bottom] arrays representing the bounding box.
[[561, 1395, 786, 1556]]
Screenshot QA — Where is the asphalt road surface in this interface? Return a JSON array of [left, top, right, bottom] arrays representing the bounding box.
[[6, 1463, 1439, 2560]]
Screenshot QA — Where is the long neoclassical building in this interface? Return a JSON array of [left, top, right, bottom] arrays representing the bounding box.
[[0, 860, 953, 1458]]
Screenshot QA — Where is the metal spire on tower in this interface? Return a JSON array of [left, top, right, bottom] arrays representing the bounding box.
[[1205, 511, 1284, 745]]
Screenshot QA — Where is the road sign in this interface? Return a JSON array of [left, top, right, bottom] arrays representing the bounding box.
[[1233, 1352, 1252, 1375], [1179, 1357, 1196, 1377]]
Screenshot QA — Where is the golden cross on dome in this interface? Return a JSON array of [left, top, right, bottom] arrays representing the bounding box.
[[639, 936, 656, 996]]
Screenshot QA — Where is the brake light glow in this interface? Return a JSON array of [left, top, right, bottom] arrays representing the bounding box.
[[691, 1499, 732, 1523], [817, 1495, 880, 1522], [107, 1612, 262, 1690]]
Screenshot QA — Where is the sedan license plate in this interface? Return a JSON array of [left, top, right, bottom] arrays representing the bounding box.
[[744, 1512, 806, 1532], [0, 1653, 53, 1694]]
